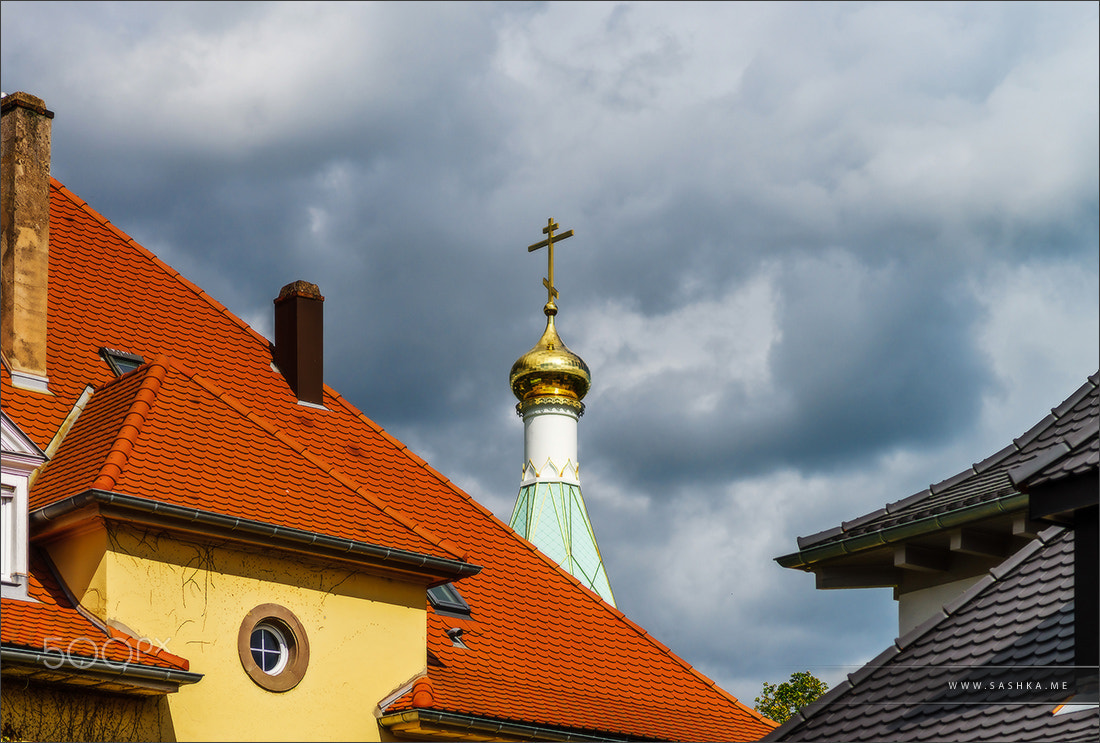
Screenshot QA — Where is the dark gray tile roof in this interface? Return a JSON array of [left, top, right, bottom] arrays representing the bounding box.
[[767, 526, 1100, 742], [1008, 407, 1099, 490], [796, 371, 1099, 551]]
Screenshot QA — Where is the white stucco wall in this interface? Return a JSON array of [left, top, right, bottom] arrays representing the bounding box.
[[898, 575, 984, 636], [522, 404, 579, 484]]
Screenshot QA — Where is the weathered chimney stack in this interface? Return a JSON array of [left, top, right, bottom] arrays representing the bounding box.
[[273, 280, 325, 406], [1, 92, 54, 393]]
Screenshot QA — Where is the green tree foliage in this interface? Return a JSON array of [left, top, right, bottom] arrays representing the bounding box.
[[754, 671, 829, 724]]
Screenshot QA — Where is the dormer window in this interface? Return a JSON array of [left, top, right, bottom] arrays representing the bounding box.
[[2, 411, 45, 601], [99, 347, 145, 377], [428, 582, 472, 618]]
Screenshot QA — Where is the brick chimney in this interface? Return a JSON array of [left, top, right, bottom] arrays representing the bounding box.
[[273, 280, 324, 406], [1, 92, 53, 393]]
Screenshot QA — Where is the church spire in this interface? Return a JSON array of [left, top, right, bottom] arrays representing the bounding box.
[[508, 219, 615, 606]]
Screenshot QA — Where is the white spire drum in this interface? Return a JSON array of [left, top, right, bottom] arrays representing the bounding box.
[[508, 219, 615, 606]]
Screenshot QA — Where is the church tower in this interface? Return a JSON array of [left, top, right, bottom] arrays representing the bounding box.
[[508, 219, 615, 605]]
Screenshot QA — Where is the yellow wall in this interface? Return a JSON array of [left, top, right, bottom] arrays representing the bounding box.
[[45, 522, 428, 742], [42, 517, 109, 618]]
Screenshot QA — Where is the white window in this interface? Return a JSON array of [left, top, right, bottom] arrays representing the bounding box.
[[1, 470, 31, 600], [2, 412, 44, 601], [250, 622, 291, 675], [1, 483, 16, 582]]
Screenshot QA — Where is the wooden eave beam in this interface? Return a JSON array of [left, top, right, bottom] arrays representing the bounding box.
[[814, 566, 899, 590], [949, 528, 1011, 559], [894, 543, 951, 572], [1012, 515, 1044, 539]]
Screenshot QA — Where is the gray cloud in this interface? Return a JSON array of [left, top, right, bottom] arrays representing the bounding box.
[[4, 0, 1097, 710]]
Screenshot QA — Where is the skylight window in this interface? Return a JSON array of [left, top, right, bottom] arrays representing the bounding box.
[[99, 348, 145, 377], [428, 582, 472, 618]]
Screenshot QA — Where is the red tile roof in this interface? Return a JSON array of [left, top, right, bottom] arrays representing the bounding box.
[[28, 355, 467, 564], [2, 178, 776, 741]]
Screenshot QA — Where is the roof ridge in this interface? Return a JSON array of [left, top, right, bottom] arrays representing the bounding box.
[[1008, 372, 1098, 455], [323, 390, 771, 724], [325, 386, 513, 535], [170, 359, 470, 563], [795, 371, 1100, 548], [91, 356, 169, 492], [601, 599, 777, 727], [1050, 371, 1099, 419], [327, 391, 625, 590], [1000, 373, 1099, 487], [49, 178, 273, 352]]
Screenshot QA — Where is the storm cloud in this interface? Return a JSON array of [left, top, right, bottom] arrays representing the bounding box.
[[3, 0, 1097, 703]]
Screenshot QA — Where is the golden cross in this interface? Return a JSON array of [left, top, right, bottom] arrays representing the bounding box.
[[527, 218, 574, 309]]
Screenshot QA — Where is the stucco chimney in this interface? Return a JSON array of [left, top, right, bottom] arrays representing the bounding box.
[[1, 92, 53, 393], [273, 280, 324, 406]]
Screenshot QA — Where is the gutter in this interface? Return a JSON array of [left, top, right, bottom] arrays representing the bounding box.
[[1, 646, 203, 692], [775, 492, 1029, 570], [379, 709, 637, 742], [31, 489, 481, 582]]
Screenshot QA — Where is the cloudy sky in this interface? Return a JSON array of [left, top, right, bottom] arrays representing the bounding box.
[[3, 1, 1098, 705]]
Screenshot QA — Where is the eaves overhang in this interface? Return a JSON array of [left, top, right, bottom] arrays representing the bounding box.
[[29, 489, 481, 584], [0, 645, 203, 695], [379, 709, 641, 742], [775, 492, 1029, 571]]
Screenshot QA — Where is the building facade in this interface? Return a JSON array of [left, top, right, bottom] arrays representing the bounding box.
[[1, 92, 775, 742]]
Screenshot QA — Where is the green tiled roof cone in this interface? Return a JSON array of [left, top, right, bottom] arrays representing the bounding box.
[[511, 480, 615, 603], [508, 219, 615, 606]]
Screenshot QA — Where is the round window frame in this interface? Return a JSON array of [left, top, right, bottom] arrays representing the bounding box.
[[238, 604, 309, 692]]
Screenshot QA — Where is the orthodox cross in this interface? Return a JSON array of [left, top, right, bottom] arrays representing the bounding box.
[[527, 218, 574, 309]]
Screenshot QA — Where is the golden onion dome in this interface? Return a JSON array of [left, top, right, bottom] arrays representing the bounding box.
[[510, 305, 591, 405]]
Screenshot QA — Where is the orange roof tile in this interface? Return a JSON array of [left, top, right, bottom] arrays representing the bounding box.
[[28, 356, 467, 565], [0, 178, 776, 741]]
